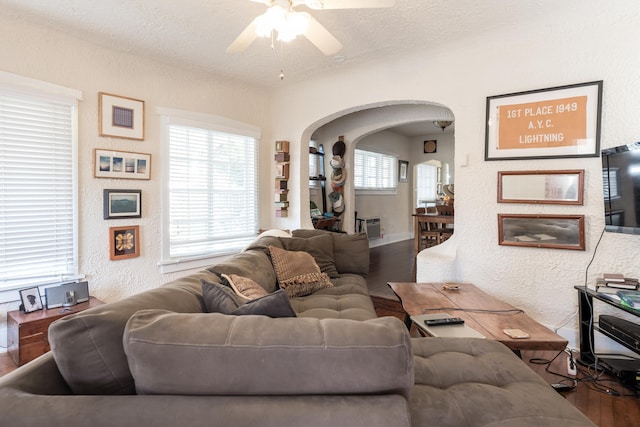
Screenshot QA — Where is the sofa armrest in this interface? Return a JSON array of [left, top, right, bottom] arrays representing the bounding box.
[[0, 352, 71, 396], [123, 311, 413, 397]]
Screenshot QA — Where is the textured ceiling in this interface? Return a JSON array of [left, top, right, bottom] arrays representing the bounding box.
[[1, 0, 565, 90]]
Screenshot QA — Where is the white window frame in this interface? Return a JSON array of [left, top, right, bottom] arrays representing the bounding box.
[[354, 148, 398, 195], [0, 71, 82, 300], [157, 107, 260, 274]]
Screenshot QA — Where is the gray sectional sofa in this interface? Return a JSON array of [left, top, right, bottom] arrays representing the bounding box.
[[0, 229, 596, 427]]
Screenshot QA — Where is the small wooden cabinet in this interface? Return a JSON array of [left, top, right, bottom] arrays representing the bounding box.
[[7, 296, 104, 366]]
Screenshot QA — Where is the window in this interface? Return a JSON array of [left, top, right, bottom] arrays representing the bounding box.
[[415, 164, 438, 207], [0, 73, 81, 292], [354, 149, 397, 191], [160, 111, 259, 272]]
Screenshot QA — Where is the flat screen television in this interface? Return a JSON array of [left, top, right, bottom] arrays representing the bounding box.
[[601, 141, 640, 234]]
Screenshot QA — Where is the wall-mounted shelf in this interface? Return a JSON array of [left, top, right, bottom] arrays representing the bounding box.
[[275, 140, 290, 217]]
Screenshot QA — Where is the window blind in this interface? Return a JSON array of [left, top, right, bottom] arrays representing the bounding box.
[[354, 149, 396, 190], [0, 91, 77, 289], [416, 164, 437, 205], [167, 124, 258, 260]]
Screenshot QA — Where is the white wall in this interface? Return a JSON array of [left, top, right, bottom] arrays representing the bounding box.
[[269, 1, 640, 340], [0, 15, 271, 347]]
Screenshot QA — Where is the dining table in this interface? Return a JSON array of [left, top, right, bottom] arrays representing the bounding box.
[[412, 213, 454, 252]]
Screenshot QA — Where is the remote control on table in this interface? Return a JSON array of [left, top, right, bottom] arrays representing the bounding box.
[[425, 317, 465, 326]]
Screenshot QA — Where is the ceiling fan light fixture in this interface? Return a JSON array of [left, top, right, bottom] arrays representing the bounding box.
[[255, 6, 310, 42], [433, 120, 453, 131]]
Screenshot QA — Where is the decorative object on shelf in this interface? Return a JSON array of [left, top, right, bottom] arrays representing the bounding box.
[[433, 121, 453, 132], [485, 80, 602, 160], [109, 225, 140, 260], [329, 136, 346, 219], [423, 139, 437, 153], [498, 169, 584, 205], [99, 92, 145, 140], [497, 214, 585, 251], [398, 160, 408, 183], [103, 189, 142, 219], [275, 140, 290, 217], [94, 149, 151, 180], [19, 287, 43, 313]]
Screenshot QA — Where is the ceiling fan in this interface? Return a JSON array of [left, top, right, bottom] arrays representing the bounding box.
[[227, 0, 396, 56]]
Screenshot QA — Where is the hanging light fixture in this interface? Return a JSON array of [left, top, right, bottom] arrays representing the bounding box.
[[255, 3, 311, 43], [433, 120, 453, 131]]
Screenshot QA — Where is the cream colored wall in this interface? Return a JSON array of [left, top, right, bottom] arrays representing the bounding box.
[[0, 15, 272, 347], [269, 1, 640, 336]]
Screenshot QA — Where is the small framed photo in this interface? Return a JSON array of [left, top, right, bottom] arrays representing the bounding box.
[[498, 214, 585, 251], [109, 225, 140, 260], [498, 170, 584, 205], [104, 189, 142, 219], [399, 160, 409, 183], [99, 92, 145, 140], [20, 287, 43, 313], [485, 81, 602, 160], [94, 149, 151, 180]]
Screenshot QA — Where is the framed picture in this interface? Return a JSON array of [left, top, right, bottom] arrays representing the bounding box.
[[485, 81, 602, 160], [103, 189, 142, 219], [498, 214, 585, 251], [109, 225, 140, 260], [94, 149, 151, 180], [20, 287, 43, 313], [399, 160, 409, 182], [498, 170, 584, 205], [423, 140, 437, 153], [99, 92, 145, 140]]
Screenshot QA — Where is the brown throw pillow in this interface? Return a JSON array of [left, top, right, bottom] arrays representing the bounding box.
[[221, 273, 268, 301], [268, 245, 333, 298]]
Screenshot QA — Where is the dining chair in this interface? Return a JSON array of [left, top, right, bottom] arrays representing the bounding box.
[[415, 208, 441, 251]]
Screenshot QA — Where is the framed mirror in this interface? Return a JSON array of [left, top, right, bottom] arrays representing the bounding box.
[[498, 169, 584, 205]]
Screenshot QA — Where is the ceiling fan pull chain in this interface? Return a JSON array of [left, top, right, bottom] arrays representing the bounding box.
[[279, 41, 285, 80]]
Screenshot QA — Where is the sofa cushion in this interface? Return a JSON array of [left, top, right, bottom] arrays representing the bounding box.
[[268, 245, 333, 297], [278, 234, 339, 278], [123, 311, 413, 397], [202, 279, 296, 318], [221, 273, 268, 301], [208, 250, 277, 293], [291, 229, 369, 276], [48, 274, 212, 395]]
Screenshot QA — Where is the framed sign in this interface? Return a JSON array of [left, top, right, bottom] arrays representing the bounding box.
[[103, 189, 142, 219], [498, 170, 584, 205], [99, 92, 145, 140], [485, 81, 602, 160], [109, 225, 140, 260], [94, 149, 151, 180], [498, 214, 585, 251]]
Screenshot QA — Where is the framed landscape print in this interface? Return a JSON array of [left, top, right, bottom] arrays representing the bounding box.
[[109, 225, 140, 260], [99, 92, 145, 140], [103, 189, 142, 219], [498, 170, 584, 205], [498, 214, 585, 250], [485, 81, 602, 160], [94, 149, 151, 180]]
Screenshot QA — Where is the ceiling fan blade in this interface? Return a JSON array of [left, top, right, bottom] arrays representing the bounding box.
[[249, 0, 271, 5], [226, 17, 261, 53], [298, 0, 396, 10], [304, 15, 343, 56]]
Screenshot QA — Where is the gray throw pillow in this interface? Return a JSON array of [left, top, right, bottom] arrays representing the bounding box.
[[201, 279, 296, 318]]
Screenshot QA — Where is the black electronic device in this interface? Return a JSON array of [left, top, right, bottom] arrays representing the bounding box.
[[601, 141, 640, 234], [425, 317, 465, 326], [599, 315, 640, 352], [597, 357, 640, 391]]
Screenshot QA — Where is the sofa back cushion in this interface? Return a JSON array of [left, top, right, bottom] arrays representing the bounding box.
[[207, 250, 277, 293], [48, 273, 213, 395], [291, 230, 369, 276], [123, 311, 413, 397]]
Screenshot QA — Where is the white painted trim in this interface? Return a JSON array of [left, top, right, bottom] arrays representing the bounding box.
[[0, 70, 83, 100]]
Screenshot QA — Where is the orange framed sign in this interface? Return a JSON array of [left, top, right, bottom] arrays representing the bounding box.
[[485, 81, 602, 160]]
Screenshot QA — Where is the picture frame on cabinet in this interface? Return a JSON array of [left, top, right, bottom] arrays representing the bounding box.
[[99, 92, 145, 140], [94, 149, 151, 180], [20, 287, 43, 313], [497, 214, 585, 251], [109, 225, 140, 260], [103, 189, 142, 219], [485, 81, 602, 160]]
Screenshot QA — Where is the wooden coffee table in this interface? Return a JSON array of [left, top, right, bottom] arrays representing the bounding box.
[[388, 282, 568, 353]]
